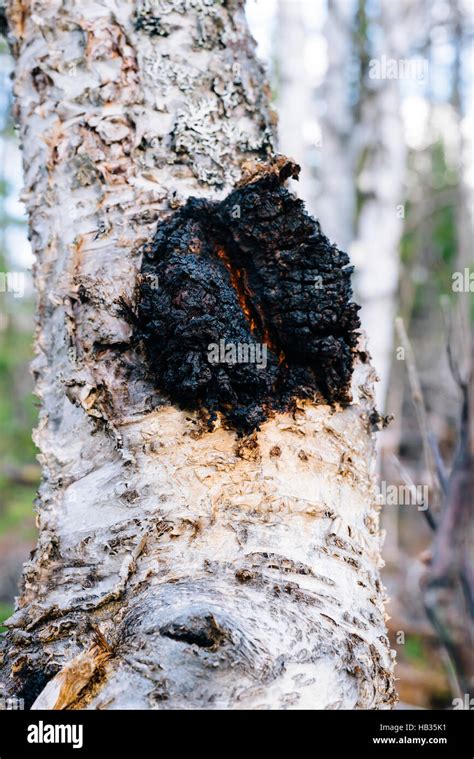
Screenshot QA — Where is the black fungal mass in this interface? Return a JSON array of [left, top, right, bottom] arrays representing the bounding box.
[[135, 159, 361, 434]]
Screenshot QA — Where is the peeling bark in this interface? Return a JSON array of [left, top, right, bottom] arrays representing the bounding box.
[[0, 0, 396, 710]]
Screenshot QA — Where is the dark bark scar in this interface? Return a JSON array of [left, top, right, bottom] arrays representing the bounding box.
[[131, 157, 361, 434]]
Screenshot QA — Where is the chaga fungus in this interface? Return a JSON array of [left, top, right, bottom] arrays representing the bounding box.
[[134, 158, 361, 434]]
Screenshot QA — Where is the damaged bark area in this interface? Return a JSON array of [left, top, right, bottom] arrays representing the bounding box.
[[135, 158, 361, 433]]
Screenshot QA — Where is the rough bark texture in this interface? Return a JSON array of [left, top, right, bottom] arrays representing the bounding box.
[[0, 0, 396, 710]]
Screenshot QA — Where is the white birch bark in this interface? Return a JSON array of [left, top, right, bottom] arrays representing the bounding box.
[[0, 0, 396, 710]]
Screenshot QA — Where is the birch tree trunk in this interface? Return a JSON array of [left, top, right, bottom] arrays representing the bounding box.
[[0, 0, 396, 710]]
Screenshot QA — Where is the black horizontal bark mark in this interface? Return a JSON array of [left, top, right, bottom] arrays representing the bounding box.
[[159, 613, 229, 650], [133, 157, 361, 433]]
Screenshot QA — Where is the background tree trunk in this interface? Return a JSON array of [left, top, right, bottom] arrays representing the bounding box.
[[0, 0, 395, 710], [351, 0, 409, 410], [318, 0, 356, 254], [275, 0, 314, 208]]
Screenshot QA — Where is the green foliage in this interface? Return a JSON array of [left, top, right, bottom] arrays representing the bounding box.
[[0, 601, 13, 634], [431, 140, 458, 191], [0, 318, 37, 463], [0, 301, 38, 547], [400, 136, 461, 322], [0, 39, 36, 627], [404, 635, 428, 667]]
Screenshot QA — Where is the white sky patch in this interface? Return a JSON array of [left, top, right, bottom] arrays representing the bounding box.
[[302, 120, 322, 146], [245, 0, 277, 65], [304, 32, 327, 85], [431, 0, 451, 22], [1, 132, 32, 267], [5, 225, 34, 269], [461, 112, 474, 189], [402, 96, 430, 150], [348, 239, 366, 270], [4, 189, 28, 223], [246, 0, 326, 72], [434, 40, 456, 67], [301, 0, 325, 31]]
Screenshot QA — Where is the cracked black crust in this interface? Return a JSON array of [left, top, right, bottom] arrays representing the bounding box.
[[133, 161, 361, 433]]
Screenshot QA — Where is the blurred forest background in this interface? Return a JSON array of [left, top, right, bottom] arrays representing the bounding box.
[[0, 0, 472, 709]]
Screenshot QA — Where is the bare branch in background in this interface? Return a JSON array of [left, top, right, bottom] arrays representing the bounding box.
[[390, 453, 437, 531], [395, 317, 440, 509], [423, 365, 474, 697]]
